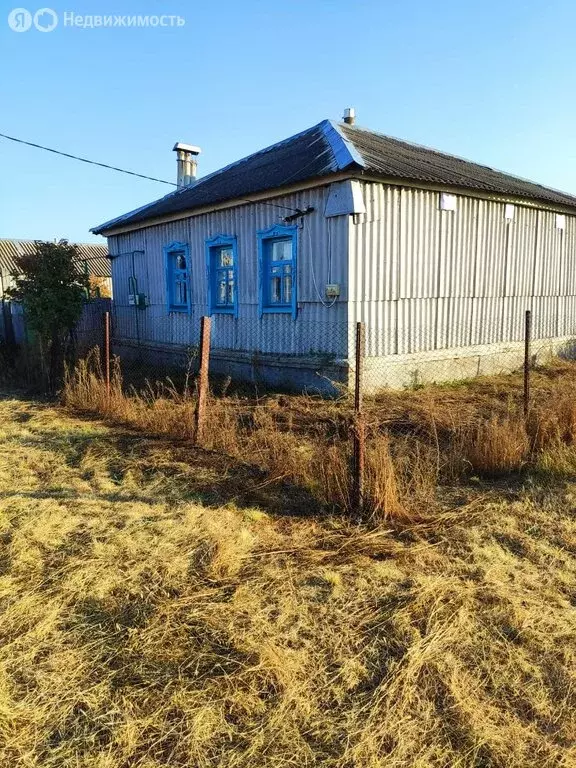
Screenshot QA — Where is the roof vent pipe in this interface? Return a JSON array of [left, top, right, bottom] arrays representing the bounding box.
[[173, 142, 201, 188], [343, 107, 355, 125]]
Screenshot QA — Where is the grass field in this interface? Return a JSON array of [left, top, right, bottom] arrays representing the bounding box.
[[1, 392, 576, 767]]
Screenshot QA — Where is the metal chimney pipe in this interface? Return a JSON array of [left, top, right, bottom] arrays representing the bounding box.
[[343, 107, 356, 125], [173, 142, 201, 188]]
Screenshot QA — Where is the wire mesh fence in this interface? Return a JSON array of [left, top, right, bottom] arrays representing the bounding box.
[[74, 303, 575, 518], [6, 293, 576, 520], [2, 294, 574, 407], [110, 303, 353, 356], [106, 302, 576, 404], [359, 311, 575, 398], [109, 303, 355, 391], [2, 299, 568, 518]]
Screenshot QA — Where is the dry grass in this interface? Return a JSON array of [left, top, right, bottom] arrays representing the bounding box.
[[459, 415, 531, 477], [64, 356, 423, 523], [64, 352, 198, 441], [0, 396, 576, 767], [64, 354, 576, 523]]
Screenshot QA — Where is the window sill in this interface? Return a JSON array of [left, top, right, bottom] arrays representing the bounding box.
[[262, 306, 294, 314], [210, 307, 236, 316], [168, 306, 189, 314]]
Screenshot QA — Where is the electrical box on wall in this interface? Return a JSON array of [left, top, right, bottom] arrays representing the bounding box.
[[325, 283, 341, 299], [128, 293, 147, 309]]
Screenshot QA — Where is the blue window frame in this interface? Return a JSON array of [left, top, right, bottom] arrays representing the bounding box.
[[164, 241, 190, 312], [205, 235, 238, 316], [257, 224, 298, 318]]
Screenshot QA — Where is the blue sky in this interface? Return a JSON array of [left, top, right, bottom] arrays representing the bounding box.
[[1, 0, 576, 243]]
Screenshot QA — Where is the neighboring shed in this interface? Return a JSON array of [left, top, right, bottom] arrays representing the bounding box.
[[92, 111, 576, 392], [0, 239, 112, 299]]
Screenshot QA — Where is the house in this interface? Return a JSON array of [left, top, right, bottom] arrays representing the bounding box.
[[0, 238, 112, 298], [92, 109, 576, 392], [0, 238, 111, 346]]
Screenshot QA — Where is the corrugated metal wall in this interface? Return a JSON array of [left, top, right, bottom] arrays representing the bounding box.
[[349, 183, 576, 356], [108, 187, 350, 357], [107, 179, 576, 366]]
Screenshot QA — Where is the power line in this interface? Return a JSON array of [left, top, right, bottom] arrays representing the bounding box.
[[0, 131, 307, 215], [0, 132, 177, 187]]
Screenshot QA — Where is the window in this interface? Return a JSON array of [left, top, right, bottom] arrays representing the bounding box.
[[206, 235, 238, 315], [257, 224, 297, 318], [164, 241, 190, 312]]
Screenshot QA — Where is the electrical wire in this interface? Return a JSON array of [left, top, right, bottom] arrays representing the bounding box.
[[0, 131, 305, 214], [306, 215, 338, 308], [0, 132, 178, 186], [73, 255, 110, 262], [239, 198, 302, 213]]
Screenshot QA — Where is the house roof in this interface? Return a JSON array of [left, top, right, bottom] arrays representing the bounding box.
[[92, 121, 352, 234], [339, 124, 576, 208], [92, 119, 576, 234], [0, 239, 111, 278]]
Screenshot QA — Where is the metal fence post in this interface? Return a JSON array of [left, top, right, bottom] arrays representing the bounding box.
[[194, 316, 211, 444], [524, 309, 532, 417], [353, 321, 366, 516], [104, 311, 111, 400]]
